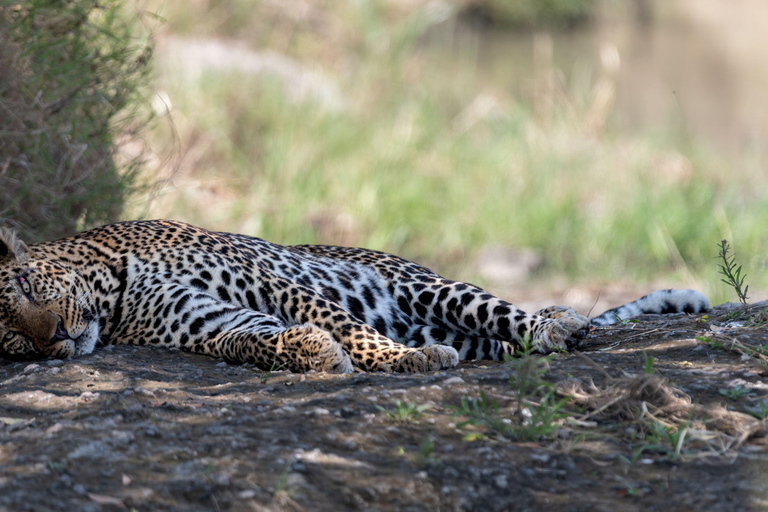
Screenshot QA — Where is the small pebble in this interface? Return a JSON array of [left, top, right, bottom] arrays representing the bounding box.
[[23, 364, 41, 374]]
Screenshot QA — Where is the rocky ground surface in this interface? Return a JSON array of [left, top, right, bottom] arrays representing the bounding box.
[[2, 303, 768, 512]]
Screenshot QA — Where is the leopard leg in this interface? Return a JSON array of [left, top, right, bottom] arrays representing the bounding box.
[[111, 282, 354, 372], [289, 245, 589, 355], [390, 277, 589, 355], [215, 322, 354, 374], [405, 324, 516, 360], [256, 275, 458, 372]]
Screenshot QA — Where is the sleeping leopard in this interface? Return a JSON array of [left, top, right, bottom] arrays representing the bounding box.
[[0, 220, 709, 372]]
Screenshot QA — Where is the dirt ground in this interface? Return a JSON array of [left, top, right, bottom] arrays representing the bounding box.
[[2, 302, 768, 512]]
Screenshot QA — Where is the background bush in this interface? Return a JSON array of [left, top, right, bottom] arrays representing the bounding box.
[[0, 1, 153, 242]]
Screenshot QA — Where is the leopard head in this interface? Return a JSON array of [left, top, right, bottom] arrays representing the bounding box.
[[0, 229, 99, 360]]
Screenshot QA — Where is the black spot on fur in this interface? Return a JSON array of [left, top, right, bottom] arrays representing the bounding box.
[[373, 317, 388, 335], [217, 286, 231, 302], [431, 328, 446, 342], [246, 290, 259, 311], [347, 297, 365, 321], [190, 278, 208, 291], [418, 291, 435, 305], [481, 338, 491, 357], [477, 303, 488, 324], [323, 286, 341, 303], [493, 305, 511, 316], [397, 296, 413, 316], [497, 317, 511, 340], [189, 317, 205, 335], [411, 329, 426, 347], [174, 294, 191, 314], [659, 300, 675, 314], [362, 286, 377, 309]]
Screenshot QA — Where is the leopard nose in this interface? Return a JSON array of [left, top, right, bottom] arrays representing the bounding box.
[[565, 326, 589, 350], [50, 318, 70, 344]]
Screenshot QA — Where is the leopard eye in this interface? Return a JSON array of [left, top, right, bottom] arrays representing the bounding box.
[[3, 332, 14, 341], [18, 276, 31, 295]]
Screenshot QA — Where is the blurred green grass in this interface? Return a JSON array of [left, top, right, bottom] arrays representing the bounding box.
[[142, 0, 768, 304]]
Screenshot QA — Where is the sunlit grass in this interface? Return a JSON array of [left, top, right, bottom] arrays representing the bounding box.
[[142, 0, 768, 303]]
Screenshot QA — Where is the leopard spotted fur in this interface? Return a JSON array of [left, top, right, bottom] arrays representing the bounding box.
[[0, 221, 709, 372]]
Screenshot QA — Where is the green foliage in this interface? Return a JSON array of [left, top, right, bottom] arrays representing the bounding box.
[[452, 391, 511, 437], [376, 400, 430, 423], [696, 335, 721, 349], [698, 335, 768, 370], [716, 239, 750, 308], [507, 336, 552, 401], [640, 420, 692, 460], [643, 350, 654, 375], [718, 386, 754, 400], [613, 313, 641, 326], [452, 341, 571, 441], [749, 401, 768, 420], [413, 436, 440, 466], [0, 1, 154, 241], [259, 362, 287, 384]]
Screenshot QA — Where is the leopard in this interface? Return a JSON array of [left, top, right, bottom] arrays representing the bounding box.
[[0, 220, 710, 372]]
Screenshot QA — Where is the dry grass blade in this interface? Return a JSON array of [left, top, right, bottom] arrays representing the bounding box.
[[706, 334, 768, 370], [559, 374, 692, 422], [558, 373, 768, 456]]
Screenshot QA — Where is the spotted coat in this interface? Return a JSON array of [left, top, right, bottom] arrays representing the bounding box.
[[0, 221, 708, 372]]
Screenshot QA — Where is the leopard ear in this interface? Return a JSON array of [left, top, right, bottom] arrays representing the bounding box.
[[0, 228, 28, 263]]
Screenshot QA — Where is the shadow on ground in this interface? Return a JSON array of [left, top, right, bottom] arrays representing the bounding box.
[[2, 304, 768, 511]]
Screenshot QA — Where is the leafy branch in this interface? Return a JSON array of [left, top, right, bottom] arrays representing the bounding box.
[[716, 239, 749, 310]]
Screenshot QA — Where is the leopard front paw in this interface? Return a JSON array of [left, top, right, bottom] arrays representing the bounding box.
[[279, 324, 354, 374], [396, 345, 459, 372], [533, 313, 590, 353]]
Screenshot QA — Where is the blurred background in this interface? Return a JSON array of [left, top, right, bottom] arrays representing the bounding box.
[[2, 0, 768, 314]]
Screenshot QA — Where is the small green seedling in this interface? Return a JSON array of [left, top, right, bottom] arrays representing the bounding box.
[[376, 400, 430, 423], [613, 314, 641, 326], [414, 436, 440, 466], [643, 350, 654, 375], [260, 361, 287, 383], [718, 386, 754, 400]]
